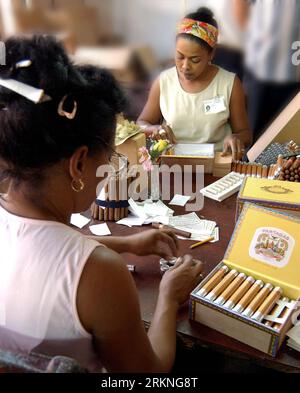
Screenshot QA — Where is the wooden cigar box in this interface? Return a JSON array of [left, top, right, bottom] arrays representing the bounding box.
[[212, 152, 233, 178], [116, 132, 146, 167], [190, 204, 300, 356], [161, 143, 215, 173], [247, 92, 300, 163], [236, 177, 300, 221]]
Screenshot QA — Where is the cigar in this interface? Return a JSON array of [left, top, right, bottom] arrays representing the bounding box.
[[152, 223, 192, 238], [291, 156, 300, 170], [109, 177, 115, 221], [114, 178, 120, 222], [268, 165, 275, 179], [206, 270, 239, 302], [277, 155, 284, 168], [197, 265, 230, 297], [236, 161, 242, 174], [242, 283, 273, 318], [252, 287, 283, 322], [262, 165, 268, 179], [256, 164, 263, 178], [214, 273, 247, 306], [251, 164, 257, 178], [273, 298, 291, 331], [224, 276, 255, 309], [91, 203, 97, 220], [99, 206, 104, 221], [242, 163, 248, 175], [104, 183, 109, 221], [283, 157, 295, 171], [233, 280, 264, 314], [246, 164, 252, 177]]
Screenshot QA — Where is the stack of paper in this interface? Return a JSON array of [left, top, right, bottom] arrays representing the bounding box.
[[116, 199, 174, 228], [169, 213, 219, 242]]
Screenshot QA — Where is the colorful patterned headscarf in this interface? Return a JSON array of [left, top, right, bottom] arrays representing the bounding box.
[[177, 18, 219, 48]]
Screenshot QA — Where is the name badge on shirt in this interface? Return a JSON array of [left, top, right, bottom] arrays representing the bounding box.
[[203, 96, 226, 114]]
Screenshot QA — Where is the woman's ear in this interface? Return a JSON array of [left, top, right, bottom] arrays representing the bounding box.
[[210, 48, 216, 63], [69, 146, 89, 180]]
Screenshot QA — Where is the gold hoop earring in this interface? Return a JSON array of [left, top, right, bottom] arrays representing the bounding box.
[[71, 179, 85, 193]]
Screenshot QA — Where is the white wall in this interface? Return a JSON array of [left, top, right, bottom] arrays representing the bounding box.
[[91, 0, 239, 61]]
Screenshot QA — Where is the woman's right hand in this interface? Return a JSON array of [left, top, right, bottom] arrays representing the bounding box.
[[159, 256, 203, 308], [139, 124, 162, 137]]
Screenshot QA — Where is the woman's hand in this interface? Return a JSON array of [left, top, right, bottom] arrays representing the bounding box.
[[159, 256, 203, 307], [222, 134, 246, 161], [151, 125, 177, 145], [127, 229, 179, 259], [140, 124, 163, 137]]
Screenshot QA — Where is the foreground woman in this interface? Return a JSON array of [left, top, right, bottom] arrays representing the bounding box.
[[0, 36, 202, 372]]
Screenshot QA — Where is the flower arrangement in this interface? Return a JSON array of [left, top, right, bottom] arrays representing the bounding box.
[[139, 139, 171, 172]]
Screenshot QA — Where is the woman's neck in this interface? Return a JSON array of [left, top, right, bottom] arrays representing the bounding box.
[[1, 185, 71, 224], [178, 64, 218, 92]]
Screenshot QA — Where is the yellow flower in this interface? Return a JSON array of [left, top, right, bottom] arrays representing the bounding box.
[[153, 139, 169, 153]]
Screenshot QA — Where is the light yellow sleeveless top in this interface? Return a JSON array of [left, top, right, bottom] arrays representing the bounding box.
[[160, 66, 235, 151]]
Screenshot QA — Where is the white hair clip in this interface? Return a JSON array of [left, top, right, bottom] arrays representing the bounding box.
[[15, 59, 32, 69], [0, 78, 51, 104], [57, 95, 77, 120]]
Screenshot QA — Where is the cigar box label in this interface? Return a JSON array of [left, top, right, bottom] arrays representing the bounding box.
[[249, 228, 295, 268], [261, 185, 293, 195]]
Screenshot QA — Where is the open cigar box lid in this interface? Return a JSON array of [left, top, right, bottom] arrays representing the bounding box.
[[223, 203, 300, 299]]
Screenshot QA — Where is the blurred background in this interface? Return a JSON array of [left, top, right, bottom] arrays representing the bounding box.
[[0, 0, 299, 133]]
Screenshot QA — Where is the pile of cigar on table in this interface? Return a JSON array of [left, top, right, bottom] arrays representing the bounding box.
[[276, 155, 300, 182], [231, 155, 300, 183], [230, 140, 300, 183], [231, 161, 278, 179], [91, 176, 131, 222], [197, 265, 293, 330]]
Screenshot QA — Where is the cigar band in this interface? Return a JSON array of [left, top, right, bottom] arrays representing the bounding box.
[[96, 200, 130, 209]]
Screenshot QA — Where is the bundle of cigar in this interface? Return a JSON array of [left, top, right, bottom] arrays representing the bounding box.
[[91, 175, 132, 222], [276, 155, 300, 183], [197, 265, 293, 329], [231, 161, 278, 180]]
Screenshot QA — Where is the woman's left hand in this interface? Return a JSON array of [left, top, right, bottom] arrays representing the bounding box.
[[127, 229, 179, 259], [222, 134, 245, 161]]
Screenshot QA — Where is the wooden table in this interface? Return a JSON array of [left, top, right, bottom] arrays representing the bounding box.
[[82, 175, 300, 373]]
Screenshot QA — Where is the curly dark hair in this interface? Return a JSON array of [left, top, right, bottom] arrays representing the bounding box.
[[177, 7, 219, 53], [0, 35, 126, 185]]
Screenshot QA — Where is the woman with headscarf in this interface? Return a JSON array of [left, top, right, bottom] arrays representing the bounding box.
[[138, 8, 252, 161]]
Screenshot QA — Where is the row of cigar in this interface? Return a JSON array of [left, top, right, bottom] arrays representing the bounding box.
[[231, 161, 278, 180], [91, 178, 130, 222], [276, 155, 300, 182], [197, 265, 293, 329]]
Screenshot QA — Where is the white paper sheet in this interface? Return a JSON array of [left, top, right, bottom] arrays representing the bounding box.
[[89, 223, 111, 236], [169, 195, 191, 207], [70, 214, 91, 229], [169, 213, 216, 236], [128, 199, 174, 224], [116, 216, 146, 228]]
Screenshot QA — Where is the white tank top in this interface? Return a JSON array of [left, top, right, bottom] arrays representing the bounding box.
[[160, 66, 235, 151], [0, 203, 102, 372]]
